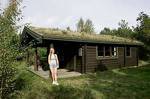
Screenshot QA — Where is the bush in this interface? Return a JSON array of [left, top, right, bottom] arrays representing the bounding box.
[[40, 57, 49, 71], [38, 48, 47, 58]]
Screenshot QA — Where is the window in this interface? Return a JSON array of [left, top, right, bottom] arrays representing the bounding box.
[[111, 47, 117, 57], [126, 47, 131, 56], [97, 46, 104, 57], [97, 46, 118, 58], [105, 46, 111, 56]]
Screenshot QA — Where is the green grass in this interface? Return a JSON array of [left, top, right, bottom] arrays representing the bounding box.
[[14, 61, 150, 99]]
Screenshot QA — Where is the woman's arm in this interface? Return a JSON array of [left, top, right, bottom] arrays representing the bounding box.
[[48, 54, 50, 64], [56, 54, 59, 65]]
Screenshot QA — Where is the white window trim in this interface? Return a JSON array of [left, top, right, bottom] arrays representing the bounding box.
[[96, 46, 118, 59], [111, 47, 118, 57]]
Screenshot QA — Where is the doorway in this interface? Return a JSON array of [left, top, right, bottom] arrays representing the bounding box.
[[54, 43, 81, 71]]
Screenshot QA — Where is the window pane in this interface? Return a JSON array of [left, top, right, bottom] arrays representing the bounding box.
[[105, 46, 110, 56], [98, 52, 104, 56], [126, 47, 131, 56], [97, 46, 104, 56]]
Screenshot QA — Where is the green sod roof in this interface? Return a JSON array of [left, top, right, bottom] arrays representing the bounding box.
[[26, 26, 143, 45]]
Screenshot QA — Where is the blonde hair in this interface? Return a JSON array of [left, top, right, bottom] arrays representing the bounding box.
[[49, 48, 55, 60], [50, 48, 55, 53]]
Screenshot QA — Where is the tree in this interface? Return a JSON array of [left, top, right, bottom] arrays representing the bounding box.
[[134, 12, 150, 59], [117, 20, 135, 38], [84, 19, 94, 34], [76, 18, 95, 34], [118, 20, 128, 29], [135, 12, 150, 45], [76, 18, 84, 32], [0, 0, 22, 98], [66, 26, 71, 31], [100, 27, 112, 35], [100, 20, 135, 39]]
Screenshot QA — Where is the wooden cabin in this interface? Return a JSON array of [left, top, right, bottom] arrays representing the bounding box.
[[21, 26, 143, 73]]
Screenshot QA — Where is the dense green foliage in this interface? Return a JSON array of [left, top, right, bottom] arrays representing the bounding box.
[[0, 0, 22, 98], [100, 20, 135, 39], [76, 18, 94, 34], [135, 12, 150, 45], [134, 12, 150, 59]]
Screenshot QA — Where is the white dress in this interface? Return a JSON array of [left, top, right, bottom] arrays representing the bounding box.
[[49, 54, 59, 68]]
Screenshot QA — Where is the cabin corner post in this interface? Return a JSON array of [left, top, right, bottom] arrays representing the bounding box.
[[82, 44, 87, 73], [81, 46, 84, 73], [34, 46, 38, 71], [73, 55, 77, 71], [123, 45, 126, 67]]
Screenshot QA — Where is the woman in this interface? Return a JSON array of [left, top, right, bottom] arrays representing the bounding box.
[[48, 48, 59, 85]]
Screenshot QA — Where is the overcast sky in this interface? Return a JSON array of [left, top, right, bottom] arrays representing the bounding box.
[[1, 0, 150, 32]]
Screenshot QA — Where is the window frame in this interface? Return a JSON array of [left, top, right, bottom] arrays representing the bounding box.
[[96, 46, 118, 59], [111, 46, 118, 57]]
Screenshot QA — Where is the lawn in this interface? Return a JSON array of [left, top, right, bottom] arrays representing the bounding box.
[[14, 62, 150, 99]]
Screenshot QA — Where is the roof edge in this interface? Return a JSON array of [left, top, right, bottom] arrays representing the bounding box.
[[22, 26, 144, 46]]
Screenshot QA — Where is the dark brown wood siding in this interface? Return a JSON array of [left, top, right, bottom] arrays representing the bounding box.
[[85, 46, 97, 73], [118, 47, 125, 67], [125, 47, 137, 66], [84, 45, 138, 73]]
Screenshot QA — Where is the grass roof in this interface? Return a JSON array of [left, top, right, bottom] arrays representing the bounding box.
[[27, 26, 143, 45]]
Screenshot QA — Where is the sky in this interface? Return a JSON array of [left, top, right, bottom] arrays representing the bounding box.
[[1, 0, 150, 32]]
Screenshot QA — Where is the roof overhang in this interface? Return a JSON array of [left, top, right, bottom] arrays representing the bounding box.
[[21, 26, 144, 47]]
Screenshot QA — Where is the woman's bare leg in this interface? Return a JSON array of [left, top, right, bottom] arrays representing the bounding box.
[[54, 68, 57, 81], [49, 70, 52, 79], [50, 68, 55, 82]]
